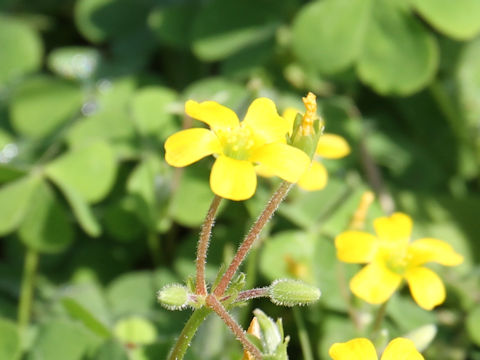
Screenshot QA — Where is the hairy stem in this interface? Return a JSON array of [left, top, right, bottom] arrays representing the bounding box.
[[167, 308, 211, 360], [206, 295, 262, 360], [18, 248, 39, 333], [225, 287, 269, 303], [196, 195, 222, 295], [293, 307, 314, 360], [214, 182, 292, 297]]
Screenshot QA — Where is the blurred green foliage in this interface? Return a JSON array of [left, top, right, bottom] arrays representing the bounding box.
[[0, 0, 479, 359]]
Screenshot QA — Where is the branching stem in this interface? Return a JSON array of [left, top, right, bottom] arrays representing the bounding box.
[[214, 182, 292, 297], [206, 295, 262, 360]]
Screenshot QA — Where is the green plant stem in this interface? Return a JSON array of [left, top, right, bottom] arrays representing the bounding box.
[[196, 195, 222, 295], [293, 307, 314, 360], [371, 301, 389, 338], [147, 231, 161, 267], [167, 307, 211, 360], [18, 248, 39, 333], [214, 182, 292, 297]]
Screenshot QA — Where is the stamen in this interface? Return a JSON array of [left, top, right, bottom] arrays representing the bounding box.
[[300, 92, 317, 136]]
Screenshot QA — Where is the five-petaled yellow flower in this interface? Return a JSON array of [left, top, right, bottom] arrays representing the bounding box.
[[335, 212, 463, 310], [165, 98, 310, 201], [282, 100, 350, 191], [329, 337, 424, 360]]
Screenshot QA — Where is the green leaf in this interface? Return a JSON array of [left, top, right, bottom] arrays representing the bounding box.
[[130, 87, 178, 139], [387, 294, 436, 332], [93, 340, 129, 360], [182, 77, 250, 110], [29, 319, 99, 360], [62, 297, 111, 338], [46, 141, 117, 203], [0, 15, 43, 85], [106, 272, 156, 317], [0, 175, 40, 235], [168, 166, 216, 227], [148, 3, 198, 49], [127, 156, 169, 229], [191, 0, 280, 61], [411, 0, 480, 40], [104, 197, 144, 242], [458, 37, 480, 128], [65, 77, 138, 158], [49, 178, 101, 237], [113, 316, 157, 346], [74, 0, 150, 43], [357, 1, 438, 95], [292, 0, 372, 74], [259, 230, 315, 282], [467, 305, 480, 346], [0, 318, 20, 360], [9, 76, 83, 139], [47, 47, 100, 80], [18, 180, 73, 253]]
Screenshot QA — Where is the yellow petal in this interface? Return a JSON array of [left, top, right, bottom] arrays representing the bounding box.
[[335, 231, 378, 263], [329, 338, 377, 360], [408, 238, 464, 267], [381, 338, 424, 360], [165, 128, 221, 167], [316, 134, 351, 159], [250, 143, 310, 183], [185, 100, 239, 131], [243, 98, 290, 143], [210, 155, 256, 201], [350, 262, 402, 304], [282, 107, 299, 134], [373, 213, 413, 244], [297, 161, 328, 191], [405, 267, 445, 310]]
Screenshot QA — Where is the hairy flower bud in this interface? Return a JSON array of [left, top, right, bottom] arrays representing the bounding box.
[[157, 283, 190, 310], [268, 279, 320, 307]]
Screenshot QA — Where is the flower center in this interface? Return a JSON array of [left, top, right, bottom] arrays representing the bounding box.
[[379, 244, 413, 275], [215, 126, 256, 160]]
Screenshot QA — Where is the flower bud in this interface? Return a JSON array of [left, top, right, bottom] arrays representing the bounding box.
[[268, 279, 320, 307], [289, 92, 324, 159], [157, 283, 190, 310]]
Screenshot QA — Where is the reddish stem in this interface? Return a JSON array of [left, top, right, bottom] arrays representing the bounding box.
[[214, 182, 292, 297], [196, 195, 222, 295], [221, 287, 269, 303], [206, 294, 262, 360]]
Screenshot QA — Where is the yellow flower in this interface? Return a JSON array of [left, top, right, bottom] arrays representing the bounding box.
[[164, 98, 310, 201], [282, 103, 350, 191], [329, 337, 424, 360], [335, 212, 463, 310]]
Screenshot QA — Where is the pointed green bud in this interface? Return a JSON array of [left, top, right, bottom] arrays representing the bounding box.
[[287, 93, 324, 160], [157, 283, 190, 310], [268, 279, 320, 307]]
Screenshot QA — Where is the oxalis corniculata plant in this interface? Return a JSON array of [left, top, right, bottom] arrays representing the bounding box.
[[158, 93, 325, 360], [157, 92, 464, 360]]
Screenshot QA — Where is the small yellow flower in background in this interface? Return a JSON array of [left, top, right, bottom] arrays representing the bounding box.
[[282, 93, 350, 191], [165, 98, 310, 201], [335, 212, 463, 310], [329, 337, 424, 360]]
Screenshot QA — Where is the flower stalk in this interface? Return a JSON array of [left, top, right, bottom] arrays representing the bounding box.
[[196, 195, 222, 295]]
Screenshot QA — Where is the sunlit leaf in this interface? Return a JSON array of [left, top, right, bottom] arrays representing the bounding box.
[[0, 15, 43, 85]]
